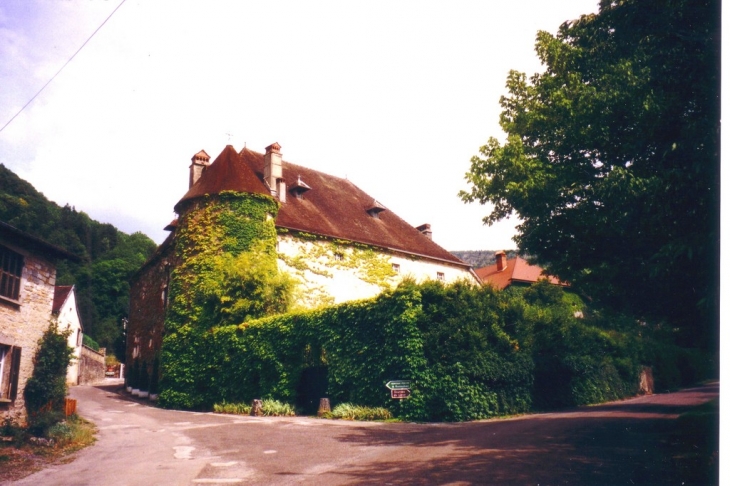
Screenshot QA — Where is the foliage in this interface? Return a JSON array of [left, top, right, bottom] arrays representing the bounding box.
[[213, 402, 251, 415], [260, 399, 296, 416], [82, 334, 99, 351], [460, 0, 720, 349], [157, 277, 710, 421], [278, 234, 398, 307], [24, 321, 73, 431], [0, 164, 157, 354], [198, 241, 296, 325], [326, 403, 392, 421], [212, 399, 295, 416]]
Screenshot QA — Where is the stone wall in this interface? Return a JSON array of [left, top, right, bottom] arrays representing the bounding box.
[[127, 240, 175, 368], [0, 243, 57, 423], [78, 345, 106, 385]]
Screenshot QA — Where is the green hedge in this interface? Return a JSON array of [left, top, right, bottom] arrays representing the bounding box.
[[82, 334, 100, 351], [157, 278, 709, 420]]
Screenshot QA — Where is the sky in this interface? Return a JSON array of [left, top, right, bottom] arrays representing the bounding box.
[[0, 0, 600, 251]]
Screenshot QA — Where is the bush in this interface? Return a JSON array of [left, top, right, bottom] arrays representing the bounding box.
[[212, 399, 295, 416], [260, 400, 295, 417], [213, 402, 251, 415], [1, 417, 26, 446], [24, 322, 73, 432], [158, 278, 711, 421], [327, 403, 392, 421], [82, 334, 100, 351]]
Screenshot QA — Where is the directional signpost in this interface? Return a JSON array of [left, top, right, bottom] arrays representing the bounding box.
[[385, 380, 411, 390], [386, 380, 411, 399]]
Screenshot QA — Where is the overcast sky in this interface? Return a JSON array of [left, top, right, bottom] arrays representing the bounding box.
[[0, 0, 599, 251]]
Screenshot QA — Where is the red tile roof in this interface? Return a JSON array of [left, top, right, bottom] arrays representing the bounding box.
[[174, 145, 468, 267], [175, 145, 269, 211], [475, 257, 563, 289], [52, 285, 74, 314]]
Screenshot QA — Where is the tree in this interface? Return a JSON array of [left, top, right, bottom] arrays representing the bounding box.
[[460, 0, 719, 348]]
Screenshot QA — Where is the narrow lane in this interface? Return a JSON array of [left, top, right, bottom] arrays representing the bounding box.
[[10, 381, 717, 485]]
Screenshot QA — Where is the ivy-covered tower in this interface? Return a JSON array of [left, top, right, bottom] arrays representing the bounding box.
[[126, 145, 284, 405]]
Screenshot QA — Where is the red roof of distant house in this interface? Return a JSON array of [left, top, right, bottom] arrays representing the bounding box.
[[173, 145, 467, 267], [52, 285, 74, 314], [475, 256, 563, 290]]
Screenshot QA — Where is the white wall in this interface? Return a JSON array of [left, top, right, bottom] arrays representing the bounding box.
[[277, 234, 477, 308], [55, 290, 83, 386]]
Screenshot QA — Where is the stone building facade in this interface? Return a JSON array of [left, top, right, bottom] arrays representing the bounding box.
[[0, 222, 77, 422]]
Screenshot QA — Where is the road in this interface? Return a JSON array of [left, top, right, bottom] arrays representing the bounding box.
[[9, 381, 717, 485]]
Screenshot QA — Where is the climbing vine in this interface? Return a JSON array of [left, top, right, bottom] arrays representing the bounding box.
[[277, 232, 397, 308], [159, 191, 291, 408]]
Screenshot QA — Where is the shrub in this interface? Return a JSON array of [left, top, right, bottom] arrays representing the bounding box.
[[24, 321, 73, 432], [213, 402, 251, 415], [212, 399, 295, 416], [260, 399, 295, 417], [328, 403, 392, 421], [82, 334, 100, 351], [45, 415, 95, 449]]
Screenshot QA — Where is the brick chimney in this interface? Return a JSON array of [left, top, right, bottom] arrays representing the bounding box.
[[264, 142, 283, 198], [189, 150, 210, 188], [496, 251, 507, 271], [416, 224, 432, 240]]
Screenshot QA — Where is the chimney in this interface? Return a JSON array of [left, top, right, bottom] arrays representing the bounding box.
[[264, 142, 283, 197], [189, 150, 210, 188], [416, 224, 432, 240], [277, 179, 286, 203], [496, 251, 507, 272]]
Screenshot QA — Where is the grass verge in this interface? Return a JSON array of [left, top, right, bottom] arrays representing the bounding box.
[[0, 415, 97, 483]]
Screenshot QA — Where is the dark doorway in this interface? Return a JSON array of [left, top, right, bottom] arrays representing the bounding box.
[[296, 366, 328, 415]]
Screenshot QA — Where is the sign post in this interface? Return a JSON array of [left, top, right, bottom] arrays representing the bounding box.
[[386, 380, 411, 399], [385, 380, 411, 390]]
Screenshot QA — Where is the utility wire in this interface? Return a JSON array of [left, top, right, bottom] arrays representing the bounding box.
[[0, 0, 127, 134]]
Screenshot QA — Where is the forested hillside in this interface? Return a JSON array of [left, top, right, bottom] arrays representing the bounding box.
[[0, 163, 157, 360]]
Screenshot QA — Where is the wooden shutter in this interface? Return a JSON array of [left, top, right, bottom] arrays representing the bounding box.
[[9, 346, 21, 400]]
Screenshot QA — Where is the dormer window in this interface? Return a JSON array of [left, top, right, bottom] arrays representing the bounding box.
[[290, 176, 311, 200], [367, 200, 386, 219]]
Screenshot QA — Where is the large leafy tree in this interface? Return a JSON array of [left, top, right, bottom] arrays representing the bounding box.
[[461, 0, 719, 348]]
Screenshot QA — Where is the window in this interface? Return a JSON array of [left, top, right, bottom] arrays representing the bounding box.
[[0, 245, 23, 301], [334, 252, 344, 262], [392, 263, 400, 274], [0, 344, 21, 402], [437, 272, 445, 282]]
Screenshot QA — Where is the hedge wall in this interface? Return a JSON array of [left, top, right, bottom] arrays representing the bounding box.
[[155, 278, 710, 421]]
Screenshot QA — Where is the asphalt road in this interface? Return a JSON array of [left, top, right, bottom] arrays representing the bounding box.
[[10, 381, 718, 485]]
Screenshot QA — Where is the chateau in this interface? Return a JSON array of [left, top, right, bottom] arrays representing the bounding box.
[[127, 143, 478, 366]]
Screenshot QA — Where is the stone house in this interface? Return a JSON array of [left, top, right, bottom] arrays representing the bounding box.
[[0, 221, 78, 422], [52, 285, 84, 386], [475, 251, 564, 289], [127, 142, 480, 368]]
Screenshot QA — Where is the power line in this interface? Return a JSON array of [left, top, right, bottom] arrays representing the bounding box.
[[0, 0, 127, 134]]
